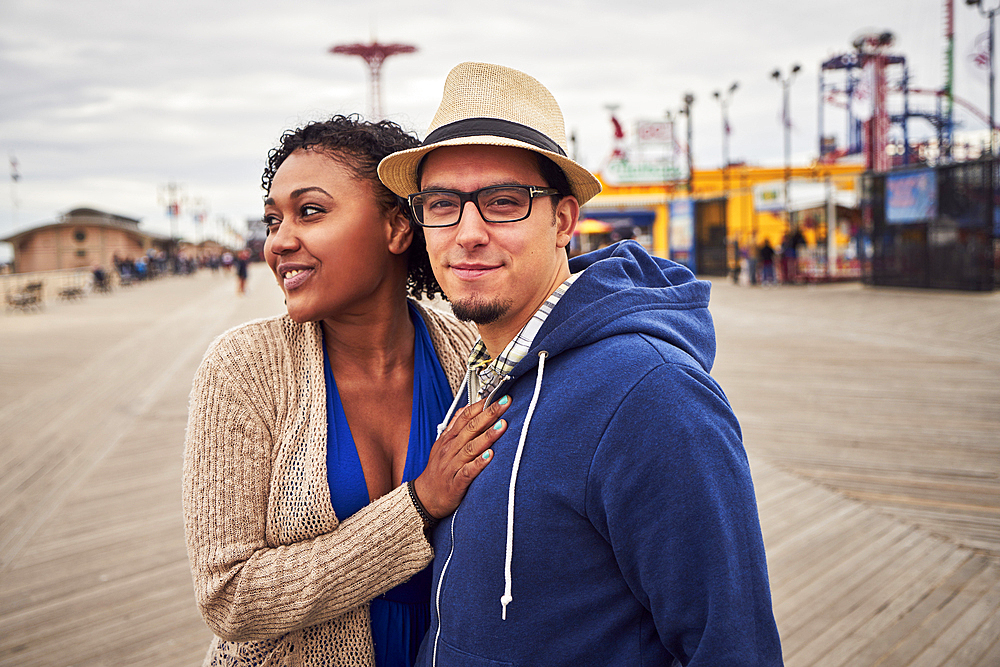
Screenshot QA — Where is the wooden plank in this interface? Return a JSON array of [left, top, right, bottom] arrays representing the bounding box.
[[827, 555, 990, 667], [910, 574, 1000, 667], [784, 536, 961, 664], [2, 271, 999, 667], [0, 270, 285, 667], [772, 519, 913, 624], [971, 635, 1000, 667], [710, 281, 1000, 666], [876, 556, 998, 667]]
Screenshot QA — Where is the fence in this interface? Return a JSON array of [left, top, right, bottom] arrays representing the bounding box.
[[861, 158, 998, 291], [2, 268, 104, 310]]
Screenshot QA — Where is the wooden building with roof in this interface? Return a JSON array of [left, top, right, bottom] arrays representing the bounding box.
[[1, 207, 171, 274]]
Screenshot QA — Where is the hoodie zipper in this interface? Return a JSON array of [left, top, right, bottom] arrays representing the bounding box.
[[431, 506, 459, 666], [429, 373, 510, 666], [430, 353, 549, 663], [429, 370, 471, 666]]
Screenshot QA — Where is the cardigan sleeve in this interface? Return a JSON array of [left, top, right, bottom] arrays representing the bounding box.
[[182, 326, 434, 642]]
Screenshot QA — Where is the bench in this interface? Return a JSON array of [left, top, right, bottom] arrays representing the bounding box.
[[59, 286, 86, 301], [6, 282, 43, 312]]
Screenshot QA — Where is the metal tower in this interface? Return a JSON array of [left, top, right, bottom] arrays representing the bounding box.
[[330, 41, 417, 120], [819, 33, 908, 170]]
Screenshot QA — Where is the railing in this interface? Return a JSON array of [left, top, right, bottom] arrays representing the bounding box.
[[1, 268, 98, 308], [861, 157, 998, 291]]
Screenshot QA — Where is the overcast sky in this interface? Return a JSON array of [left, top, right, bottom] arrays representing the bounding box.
[[1, 0, 993, 252]]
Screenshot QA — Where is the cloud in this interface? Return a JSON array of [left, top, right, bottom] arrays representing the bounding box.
[[0, 0, 988, 252]]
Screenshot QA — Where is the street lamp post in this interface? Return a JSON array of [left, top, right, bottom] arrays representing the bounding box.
[[772, 65, 801, 226], [664, 110, 677, 179], [682, 93, 695, 194], [967, 0, 1000, 153], [158, 182, 186, 246], [713, 82, 739, 195]]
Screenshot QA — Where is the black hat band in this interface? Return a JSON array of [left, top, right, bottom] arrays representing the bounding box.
[[423, 118, 567, 158]]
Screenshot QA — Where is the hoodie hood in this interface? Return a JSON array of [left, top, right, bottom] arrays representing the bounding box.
[[523, 240, 715, 375]]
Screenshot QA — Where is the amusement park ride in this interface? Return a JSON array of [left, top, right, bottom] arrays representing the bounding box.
[[329, 40, 416, 120], [818, 0, 995, 170]]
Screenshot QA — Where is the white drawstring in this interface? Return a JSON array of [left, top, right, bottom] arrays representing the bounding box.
[[430, 354, 546, 659], [500, 350, 547, 620]]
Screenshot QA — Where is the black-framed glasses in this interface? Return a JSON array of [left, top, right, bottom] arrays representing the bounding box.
[[407, 185, 560, 228]]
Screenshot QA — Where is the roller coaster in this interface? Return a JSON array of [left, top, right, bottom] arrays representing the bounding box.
[[819, 5, 993, 169]]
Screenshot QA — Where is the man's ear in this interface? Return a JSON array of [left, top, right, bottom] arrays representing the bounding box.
[[387, 205, 414, 255], [554, 196, 580, 249]]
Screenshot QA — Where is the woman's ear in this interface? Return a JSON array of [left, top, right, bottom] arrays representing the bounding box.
[[387, 205, 414, 256]]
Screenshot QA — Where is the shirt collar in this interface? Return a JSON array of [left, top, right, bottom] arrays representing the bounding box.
[[467, 271, 581, 400]]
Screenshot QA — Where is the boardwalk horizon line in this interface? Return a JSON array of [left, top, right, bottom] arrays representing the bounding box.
[[1, 265, 998, 666]]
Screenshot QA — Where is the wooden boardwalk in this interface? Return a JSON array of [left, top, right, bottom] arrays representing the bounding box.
[[711, 281, 1000, 666], [0, 268, 997, 666]]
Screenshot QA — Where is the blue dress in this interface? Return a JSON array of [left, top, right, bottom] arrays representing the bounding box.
[[322, 304, 452, 667]]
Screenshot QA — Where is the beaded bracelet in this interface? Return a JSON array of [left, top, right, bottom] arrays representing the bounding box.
[[407, 480, 440, 528]]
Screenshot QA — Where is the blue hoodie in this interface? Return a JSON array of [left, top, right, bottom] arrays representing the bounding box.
[[418, 241, 782, 666]]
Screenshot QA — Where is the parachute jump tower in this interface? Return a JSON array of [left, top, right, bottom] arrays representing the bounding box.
[[330, 41, 417, 120]]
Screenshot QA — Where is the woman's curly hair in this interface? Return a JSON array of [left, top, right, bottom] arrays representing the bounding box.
[[261, 114, 443, 300]]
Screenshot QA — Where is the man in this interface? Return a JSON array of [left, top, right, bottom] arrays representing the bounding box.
[[379, 62, 782, 666]]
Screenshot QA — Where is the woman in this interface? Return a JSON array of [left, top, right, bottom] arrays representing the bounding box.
[[183, 115, 509, 667]]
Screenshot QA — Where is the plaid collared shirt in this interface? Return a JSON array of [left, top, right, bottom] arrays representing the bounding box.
[[467, 272, 582, 401]]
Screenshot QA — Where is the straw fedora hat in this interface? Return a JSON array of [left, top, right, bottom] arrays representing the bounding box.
[[378, 62, 602, 205]]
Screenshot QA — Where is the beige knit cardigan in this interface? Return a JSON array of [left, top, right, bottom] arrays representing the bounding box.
[[183, 301, 476, 667]]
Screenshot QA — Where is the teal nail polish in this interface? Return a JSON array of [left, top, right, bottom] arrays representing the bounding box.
[[482, 450, 492, 460], [499, 395, 510, 406], [493, 420, 504, 431]]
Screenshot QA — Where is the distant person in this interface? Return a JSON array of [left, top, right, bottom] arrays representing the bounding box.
[[791, 226, 806, 282], [780, 228, 805, 284], [117, 257, 134, 285], [759, 238, 777, 285], [378, 61, 782, 666], [235, 248, 250, 294], [91, 264, 110, 293], [731, 238, 742, 284], [183, 115, 510, 667]]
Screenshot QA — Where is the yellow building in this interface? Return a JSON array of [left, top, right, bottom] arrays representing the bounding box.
[[581, 161, 865, 278]]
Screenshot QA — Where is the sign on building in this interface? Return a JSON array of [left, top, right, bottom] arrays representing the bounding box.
[[669, 199, 695, 272], [886, 169, 937, 224], [603, 159, 683, 185], [636, 120, 672, 144], [754, 183, 785, 212]]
